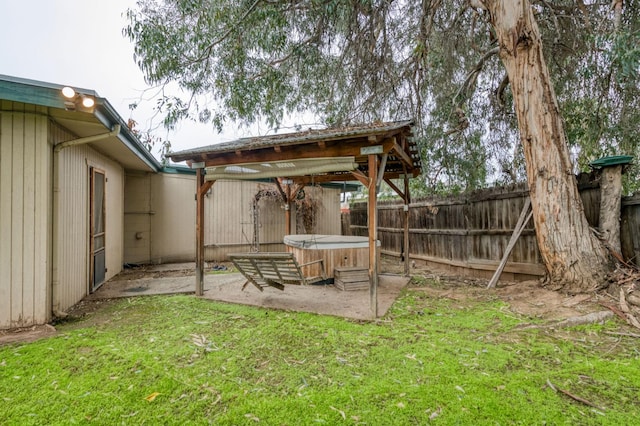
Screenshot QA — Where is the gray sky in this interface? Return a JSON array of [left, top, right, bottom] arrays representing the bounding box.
[[0, 0, 256, 157]]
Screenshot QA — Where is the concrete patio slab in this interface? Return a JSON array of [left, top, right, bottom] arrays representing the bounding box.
[[87, 267, 409, 320]]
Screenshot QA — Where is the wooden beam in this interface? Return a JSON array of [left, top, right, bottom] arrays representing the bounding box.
[[383, 178, 405, 199], [274, 145, 282, 152], [368, 154, 379, 319], [290, 169, 409, 185], [285, 184, 292, 235], [351, 169, 370, 186], [199, 138, 396, 168], [198, 180, 214, 198], [195, 169, 206, 296], [403, 170, 411, 276], [274, 179, 288, 202], [376, 154, 388, 188], [487, 198, 532, 289], [392, 140, 414, 167]]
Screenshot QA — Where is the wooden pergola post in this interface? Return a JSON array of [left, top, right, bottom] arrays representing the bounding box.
[[195, 167, 214, 296], [403, 174, 411, 276], [195, 168, 205, 296], [285, 184, 292, 235], [368, 154, 379, 319], [167, 121, 421, 313]]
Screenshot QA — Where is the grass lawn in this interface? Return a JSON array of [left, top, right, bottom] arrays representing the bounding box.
[[1, 280, 639, 425]]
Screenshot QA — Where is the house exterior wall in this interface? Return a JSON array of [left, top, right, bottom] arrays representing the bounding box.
[[0, 104, 52, 329], [124, 171, 196, 264], [123, 175, 342, 264], [51, 122, 125, 314], [205, 181, 342, 260], [123, 171, 152, 263], [150, 172, 196, 262], [293, 185, 342, 236]]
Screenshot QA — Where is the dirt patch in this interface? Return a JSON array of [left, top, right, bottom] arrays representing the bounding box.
[[408, 272, 604, 322], [0, 324, 57, 346]]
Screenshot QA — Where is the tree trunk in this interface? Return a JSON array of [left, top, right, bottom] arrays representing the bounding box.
[[599, 165, 623, 254], [481, 0, 611, 292]]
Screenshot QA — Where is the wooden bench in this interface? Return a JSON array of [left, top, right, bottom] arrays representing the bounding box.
[[229, 252, 327, 292]]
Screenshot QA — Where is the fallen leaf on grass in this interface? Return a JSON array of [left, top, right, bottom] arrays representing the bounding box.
[[145, 392, 161, 402], [429, 407, 442, 420], [244, 413, 260, 422], [330, 406, 346, 420]]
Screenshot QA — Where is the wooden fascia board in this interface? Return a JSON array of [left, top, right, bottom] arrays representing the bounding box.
[[197, 136, 397, 168], [291, 169, 411, 185]]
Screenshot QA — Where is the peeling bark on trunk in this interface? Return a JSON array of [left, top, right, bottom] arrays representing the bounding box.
[[481, 0, 611, 292], [599, 165, 623, 254]]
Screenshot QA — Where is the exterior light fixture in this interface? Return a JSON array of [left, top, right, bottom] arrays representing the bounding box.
[[61, 86, 76, 99], [81, 95, 95, 108], [60, 86, 96, 111]]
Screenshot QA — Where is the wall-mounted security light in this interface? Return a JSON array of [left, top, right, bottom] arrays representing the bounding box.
[[81, 95, 95, 108], [61, 86, 96, 111], [61, 86, 76, 98]]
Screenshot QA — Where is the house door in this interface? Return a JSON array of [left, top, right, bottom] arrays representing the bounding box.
[[90, 168, 106, 291]]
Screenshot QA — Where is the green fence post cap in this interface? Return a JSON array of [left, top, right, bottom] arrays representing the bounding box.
[[589, 155, 634, 168]]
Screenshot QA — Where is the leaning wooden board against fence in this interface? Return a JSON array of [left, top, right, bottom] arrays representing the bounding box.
[[344, 181, 640, 280]]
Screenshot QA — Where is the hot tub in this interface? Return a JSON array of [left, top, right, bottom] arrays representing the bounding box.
[[284, 234, 380, 278]]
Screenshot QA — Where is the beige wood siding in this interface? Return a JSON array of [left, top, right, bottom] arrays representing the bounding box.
[[124, 172, 196, 264], [206, 181, 341, 260], [150, 172, 196, 262], [51, 122, 125, 313], [124, 172, 152, 263], [123, 174, 342, 264], [0, 104, 52, 329], [293, 186, 341, 235]]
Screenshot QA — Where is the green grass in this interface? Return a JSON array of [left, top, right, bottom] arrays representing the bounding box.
[[1, 286, 639, 425]]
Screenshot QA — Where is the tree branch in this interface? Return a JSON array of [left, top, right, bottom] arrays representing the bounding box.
[[453, 45, 499, 105], [185, 0, 263, 65]]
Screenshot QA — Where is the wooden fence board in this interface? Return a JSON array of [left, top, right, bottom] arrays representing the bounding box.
[[342, 180, 640, 279]]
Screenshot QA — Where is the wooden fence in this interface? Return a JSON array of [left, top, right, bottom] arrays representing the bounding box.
[[344, 180, 640, 280]]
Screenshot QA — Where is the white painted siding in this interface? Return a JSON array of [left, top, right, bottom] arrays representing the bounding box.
[[51, 122, 125, 313], [0, 104, 52, 329]]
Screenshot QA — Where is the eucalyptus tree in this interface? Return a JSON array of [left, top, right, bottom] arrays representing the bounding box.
[[125, 0, 639, 291]]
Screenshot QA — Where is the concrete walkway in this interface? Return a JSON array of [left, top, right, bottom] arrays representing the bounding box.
[[88, 264, 409, 320]]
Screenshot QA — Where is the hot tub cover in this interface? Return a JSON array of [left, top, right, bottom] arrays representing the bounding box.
[[284, 234, 380, 250]]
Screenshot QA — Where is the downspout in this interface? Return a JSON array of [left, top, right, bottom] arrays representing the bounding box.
[[51, 124, 121, 317]]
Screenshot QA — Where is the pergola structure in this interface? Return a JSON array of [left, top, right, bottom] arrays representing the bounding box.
[[168, 120, 421, 317]]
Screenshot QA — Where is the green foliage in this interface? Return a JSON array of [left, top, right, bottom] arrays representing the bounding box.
[[1, 294, 639, 424], [124, 0, 640, 192]]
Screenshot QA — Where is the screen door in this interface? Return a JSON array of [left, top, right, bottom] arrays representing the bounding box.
[[90, 168, 106, 291]]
